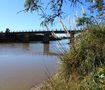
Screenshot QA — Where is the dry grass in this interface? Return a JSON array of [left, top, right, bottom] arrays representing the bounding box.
[[40, 24, 105, 90]]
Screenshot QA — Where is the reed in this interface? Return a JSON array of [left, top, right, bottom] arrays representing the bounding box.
[[40, 8, 105, 89]]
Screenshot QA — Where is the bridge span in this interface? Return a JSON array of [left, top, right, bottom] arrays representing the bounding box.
[[0, 29, 82, 43], [9, 30, 81, 34]]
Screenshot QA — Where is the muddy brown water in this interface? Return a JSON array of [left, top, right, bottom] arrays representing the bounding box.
[[0, 40, 69, 90]]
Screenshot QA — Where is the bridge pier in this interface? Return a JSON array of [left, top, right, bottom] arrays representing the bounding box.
[[43, 33, 50, 43], [70, 31, 74, 43], [23, 34, 29, 43]]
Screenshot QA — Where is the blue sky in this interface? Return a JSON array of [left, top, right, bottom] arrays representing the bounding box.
[[0, 0, 89, 32], [0, 0, 42, 31]]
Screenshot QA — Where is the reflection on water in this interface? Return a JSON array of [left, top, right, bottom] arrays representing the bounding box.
[[43, 44, 49, 54], [0, 39, 69, 90]]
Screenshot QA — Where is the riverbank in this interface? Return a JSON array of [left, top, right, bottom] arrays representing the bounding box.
[[35, 26, 105, 90], [30, 83, 43, 90]]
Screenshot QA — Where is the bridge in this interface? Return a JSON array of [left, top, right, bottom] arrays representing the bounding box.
[[9, 30, 81, 34], [0, 29, 82, 43]]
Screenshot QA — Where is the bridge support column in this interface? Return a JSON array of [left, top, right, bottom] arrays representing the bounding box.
[[23, 34, 29, 43], [43, 33, 50, 43], [70, 31, 74, 43]]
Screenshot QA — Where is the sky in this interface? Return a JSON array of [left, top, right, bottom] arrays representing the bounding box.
[[0, 0, 89, 32]]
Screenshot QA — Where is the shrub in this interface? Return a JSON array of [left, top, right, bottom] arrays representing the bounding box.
[[41, 25, 105, 90]]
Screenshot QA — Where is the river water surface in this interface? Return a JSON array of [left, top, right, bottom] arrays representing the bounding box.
[[0, 39, 69, 90]]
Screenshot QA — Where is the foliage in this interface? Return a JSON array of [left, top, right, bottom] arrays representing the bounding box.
[[79, 68, 105, 90], [41, 67, 105, 90], [61, 25, 105, 78], [89, 0, 105, 12], [40, 24, 105, 90], [24, 0, 105, 26], [5, 28, 10, 33], [76, 16, 93, 26]]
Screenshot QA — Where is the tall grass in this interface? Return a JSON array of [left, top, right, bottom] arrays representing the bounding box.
[[40, 24, 105, 90], [40, 23, 105, 90], [38, 6, 105, 89]]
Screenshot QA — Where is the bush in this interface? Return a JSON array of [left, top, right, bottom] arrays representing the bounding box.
[[41, 25, 105, 90]]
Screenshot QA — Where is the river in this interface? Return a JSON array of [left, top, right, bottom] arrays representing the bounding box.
[[0, 39, 69, 90]]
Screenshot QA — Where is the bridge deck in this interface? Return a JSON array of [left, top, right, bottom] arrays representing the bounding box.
[[1, 30, 82, 34]]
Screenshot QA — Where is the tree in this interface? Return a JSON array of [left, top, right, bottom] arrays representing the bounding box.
[[24, 0, 105, 26], [5, 28, 10, 33]]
